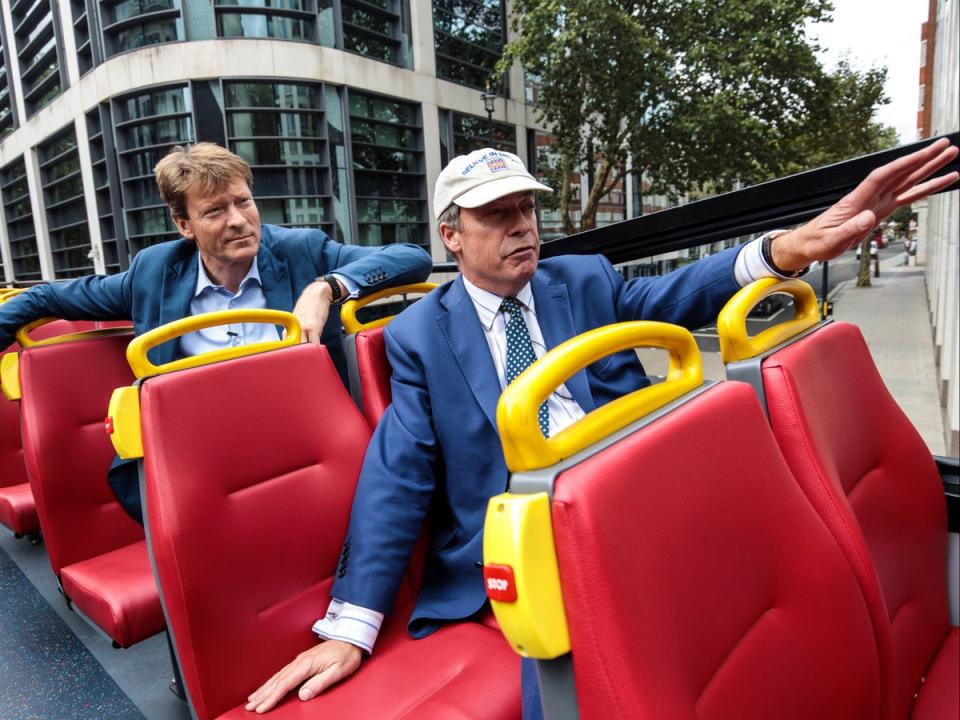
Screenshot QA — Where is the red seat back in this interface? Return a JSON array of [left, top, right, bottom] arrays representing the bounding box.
[[1, 321, 97, 492], [19, 332, 142, 575], [348, 327, 392, 429], [548, 381, 881, 720], [140, 344, 371, 720], [760, 321, 948, 719]]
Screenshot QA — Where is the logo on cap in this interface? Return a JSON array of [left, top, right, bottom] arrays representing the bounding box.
[[486, 156, 508, 173]]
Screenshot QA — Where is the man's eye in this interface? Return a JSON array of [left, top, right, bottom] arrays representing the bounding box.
[[236, 198, 252, 207], [203, 207, 222, 218]]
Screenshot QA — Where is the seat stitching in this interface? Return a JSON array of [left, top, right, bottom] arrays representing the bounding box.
[[226, 460, 321, 498], [696, 607, 775, 709]]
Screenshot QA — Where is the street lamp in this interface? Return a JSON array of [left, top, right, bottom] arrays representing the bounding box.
[[480, 82, 497, 146]]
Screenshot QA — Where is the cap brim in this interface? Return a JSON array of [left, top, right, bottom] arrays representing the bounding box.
[[454, 175, 553, 209]]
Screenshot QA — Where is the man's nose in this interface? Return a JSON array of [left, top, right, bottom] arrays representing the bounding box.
[[225, 203, 246, 226], [507, 209, 532, 235]]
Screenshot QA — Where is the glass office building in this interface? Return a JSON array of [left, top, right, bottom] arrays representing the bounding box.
[[0, 0, 635, 281]]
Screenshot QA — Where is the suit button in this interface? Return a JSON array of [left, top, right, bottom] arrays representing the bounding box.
[[474, 561, 482, 570]]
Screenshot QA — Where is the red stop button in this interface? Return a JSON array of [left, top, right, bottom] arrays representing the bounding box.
[[483, 564, 518, 602]]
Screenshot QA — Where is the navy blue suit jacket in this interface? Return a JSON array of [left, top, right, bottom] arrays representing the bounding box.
[[0, 224, 432, 380], [332, 248, 741, 637], [0, 224, 431, 523]]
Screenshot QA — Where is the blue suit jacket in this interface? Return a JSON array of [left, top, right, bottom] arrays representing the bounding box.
[[332, 248, 741, 637], [0, 224, 431, 524], [0, 224, 432, 381]]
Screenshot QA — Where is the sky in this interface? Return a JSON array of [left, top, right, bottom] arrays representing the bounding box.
[[806, 0, 930, 145]]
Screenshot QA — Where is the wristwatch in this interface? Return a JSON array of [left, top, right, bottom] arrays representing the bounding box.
[[761, 232, 808, 278], [320, 275, 344, 304]]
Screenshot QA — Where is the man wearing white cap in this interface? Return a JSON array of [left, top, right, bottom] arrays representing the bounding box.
[[247, 140, 959, 716]]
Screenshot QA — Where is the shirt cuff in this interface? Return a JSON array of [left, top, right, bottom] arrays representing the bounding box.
[[734, 232, 813, 287], [329, 273, 360, 300], [312, 598, 384, 654]]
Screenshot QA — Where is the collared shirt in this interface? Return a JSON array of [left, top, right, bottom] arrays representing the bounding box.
[[178, 256, 279, 358], [461, 276, 586, 436], [315, 232, 798, 654], [178, 254, 358, 358]]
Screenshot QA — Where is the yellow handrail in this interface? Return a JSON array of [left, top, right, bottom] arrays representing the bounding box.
[[15, 317, 134, 349], [0, 288, 26, 302], [125, 309, 301, 379], [497, 321, 702, 473], [340, 283, 438, 334], [716, 278, 820, 363]]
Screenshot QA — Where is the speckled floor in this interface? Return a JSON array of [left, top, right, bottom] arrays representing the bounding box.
[[0, 545, 145, 720]]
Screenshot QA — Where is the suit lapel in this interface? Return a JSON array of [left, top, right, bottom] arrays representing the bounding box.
[[155, 252, 198, 366], [258, 244, 293, 314], [531, 273, 596, 413], [437, 278, 502, 431]]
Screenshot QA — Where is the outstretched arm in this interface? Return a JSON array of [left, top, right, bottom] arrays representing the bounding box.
[[770, 137, 958, 272]]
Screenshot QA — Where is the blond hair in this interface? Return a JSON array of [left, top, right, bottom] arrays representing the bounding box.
[[154, 143, 253, 219]]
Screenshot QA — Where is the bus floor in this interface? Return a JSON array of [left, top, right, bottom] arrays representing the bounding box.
[[0, 531, 191, 720]]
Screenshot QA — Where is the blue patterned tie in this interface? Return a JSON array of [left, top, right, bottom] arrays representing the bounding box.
[[501, 297, 550, 438]]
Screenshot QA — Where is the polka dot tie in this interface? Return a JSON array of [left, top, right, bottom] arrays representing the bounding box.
[[501, 297, 550, 438]]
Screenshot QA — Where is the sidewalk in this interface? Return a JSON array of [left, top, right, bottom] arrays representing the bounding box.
[[829, 255, 946, 455]]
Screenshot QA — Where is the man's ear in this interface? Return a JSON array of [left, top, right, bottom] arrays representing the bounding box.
[[173, 214, 194, 241], [439, 222, 460, 255]]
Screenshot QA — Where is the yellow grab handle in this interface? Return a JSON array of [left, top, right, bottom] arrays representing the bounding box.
[[0, 288, 26, 302], [483, 492, 570, 659], [106, 387, 143, 459], [1, 353, 21, 400], [14, 317, 132, 348], [716, 278, 820, 363], [126, 309, 301, 379], [498, 321, 702, 473], [340, 283, 438, 334]]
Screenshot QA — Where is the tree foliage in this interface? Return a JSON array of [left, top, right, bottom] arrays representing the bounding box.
[[499, 0, 898, 233]]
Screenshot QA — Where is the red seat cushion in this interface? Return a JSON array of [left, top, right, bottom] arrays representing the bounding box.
[[550, 382, 881, 720], [762, 322, 950, 720], [214, 619, 520, 720], [910, 626, 959, 720], [0, 482, 39, 536], [60, 540, 165, 648]]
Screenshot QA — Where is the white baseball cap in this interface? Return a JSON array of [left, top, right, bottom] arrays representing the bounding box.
[[434, 148, 552, 220]]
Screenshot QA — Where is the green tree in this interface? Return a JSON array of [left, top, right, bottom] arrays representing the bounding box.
[[500, 0, 896, 233]]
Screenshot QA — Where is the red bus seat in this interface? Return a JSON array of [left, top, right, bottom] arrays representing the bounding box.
[[758, 322, 957, 720], [133, 334, 519, 720], [0, 320, 98, 538], [718, 280, 957, 720], [485, 323, 882, 720], [18, 331, 164, 647], [346, 326, 392, 429]]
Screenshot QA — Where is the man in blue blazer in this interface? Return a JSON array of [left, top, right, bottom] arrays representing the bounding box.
[[0, 143, 432, 522], [247, 139, 959, 716]]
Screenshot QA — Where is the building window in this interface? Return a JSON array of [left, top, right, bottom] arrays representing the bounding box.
[[112, 84, 194, 257], [87, 105, 124, 273], [339, 0, 407, 65], [433, 0, 505, 91], [72, 0, 96, 74], [11, 0, 66, 117], [37, 126, 95, 278], [347, 90, 426, 249], [1, 157, 42, 281], [918, 84, 925, 111], [216, 0, 316, 41], [919, 39, 927, 67], [224, 80, 334, 235], [438, 109, 516, 166], [99, 0, 184, 58], [0, 11, 15, 139]]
